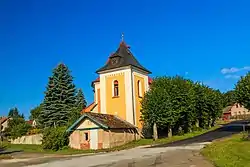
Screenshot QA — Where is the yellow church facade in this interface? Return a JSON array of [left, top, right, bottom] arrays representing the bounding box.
[[67, 40, 152, 150]]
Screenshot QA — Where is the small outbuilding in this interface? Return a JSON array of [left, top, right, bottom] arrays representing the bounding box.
[[222, 103, 249, 120], [66, 112, 138, 150]]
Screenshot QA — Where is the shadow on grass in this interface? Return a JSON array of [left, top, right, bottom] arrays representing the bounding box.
[[0, 142, 23, 155], [0, 150, 23, 155]]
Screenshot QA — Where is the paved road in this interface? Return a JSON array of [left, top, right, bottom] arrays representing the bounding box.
[[152, 120, 249, 148], [24, 144, 213, 167], [1, 120, 248, 167]]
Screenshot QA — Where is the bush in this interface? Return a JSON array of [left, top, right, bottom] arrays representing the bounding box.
[[241, 131, 249, 141], [6, 123, 32, 139], [27, 128, 42, 135], [42, 126, 69, 151], [0, 142, 8, 151], [5, 116, 32, 139]]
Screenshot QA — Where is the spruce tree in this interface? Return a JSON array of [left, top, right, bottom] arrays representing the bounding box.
[[76, 88, 87, 110], [40, 77, 57, 127], [8, 107, 19, 118], [40, 63, 77, 127], [68, 89, 87, 124]]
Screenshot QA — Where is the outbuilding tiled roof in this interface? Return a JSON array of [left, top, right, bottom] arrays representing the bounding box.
[[67, 112, 136, 132], [223, 106, 233, 113], [86, 112, 136, 129]]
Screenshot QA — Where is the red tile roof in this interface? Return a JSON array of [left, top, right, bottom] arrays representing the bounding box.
[[67, 112, 136, 132], [148, 77, 153, 84], [0, 117, 8, 124], [81, 102, 97, 114], [26, 120, 33, 125], [85, 112, 136, 129]]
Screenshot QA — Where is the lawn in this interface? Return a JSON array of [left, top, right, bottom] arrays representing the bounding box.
[[202, 133, 250, 167], [4, 126, 219, 155]]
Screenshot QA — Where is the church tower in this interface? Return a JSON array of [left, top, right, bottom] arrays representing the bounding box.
[[94, 40, 151, 129]]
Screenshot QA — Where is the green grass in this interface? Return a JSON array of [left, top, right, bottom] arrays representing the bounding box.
[[216, 119, 232, 125], [202, 133, 250, 167], [4, 126, 219, 155]]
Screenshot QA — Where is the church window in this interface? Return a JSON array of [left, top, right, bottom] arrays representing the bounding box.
[[113, 80, 119, 97], [138, 80, 142, 97]]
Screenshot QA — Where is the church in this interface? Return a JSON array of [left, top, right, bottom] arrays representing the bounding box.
[[67, 38, 152, 150]]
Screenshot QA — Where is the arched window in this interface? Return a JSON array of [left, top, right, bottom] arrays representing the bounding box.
[[138, 80, 142, 97], [113, 80, 119, 97]]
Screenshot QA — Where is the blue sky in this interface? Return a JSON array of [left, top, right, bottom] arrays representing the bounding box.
[[1, 0, 250, 118]]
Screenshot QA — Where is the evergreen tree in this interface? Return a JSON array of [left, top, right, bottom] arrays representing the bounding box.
[[75, 88, 87, 110], [68, 89, 87, 125], [40, 63, 77, 127], [8, 107, 19, 118]]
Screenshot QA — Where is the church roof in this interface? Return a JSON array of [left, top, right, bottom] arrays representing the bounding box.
[[96, 42, 151, 74]]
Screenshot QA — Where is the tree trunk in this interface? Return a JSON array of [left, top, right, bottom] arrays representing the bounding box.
[[196, 120, 199, 128], [153, 122, 158, 140], [168, 126, 172, 138]]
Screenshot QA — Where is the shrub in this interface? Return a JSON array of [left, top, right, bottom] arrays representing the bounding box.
[[6, 123, 32, 139], [27, 128, 42, 135], [42, 126, 69, 151], [241, 131, 249, 141], [5, 116, 32, 139], [0, 142, 8, 151]]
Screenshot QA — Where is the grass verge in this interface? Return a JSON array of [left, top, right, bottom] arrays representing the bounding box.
[[202, 133, 250, 167], [5, 126, 219, 155]]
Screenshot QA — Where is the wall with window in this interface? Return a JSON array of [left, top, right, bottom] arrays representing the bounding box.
[[230, 103, 249, 116], [69, 130, 90, 149], [93, 82, 101, 113], [69, 118, 101, 150], [134, 74, 146, 129], [105, 72, 126, 120]]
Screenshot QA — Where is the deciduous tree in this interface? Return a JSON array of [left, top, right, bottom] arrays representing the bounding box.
[[5, 108, 31, 139], [29, 105, 42, 120], [141, 76, 223, 139], [235, 72, 250, 110]]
